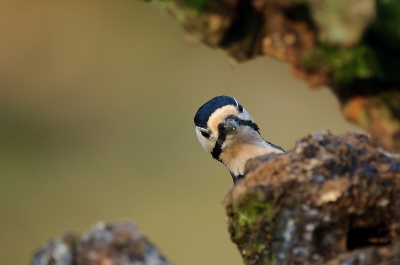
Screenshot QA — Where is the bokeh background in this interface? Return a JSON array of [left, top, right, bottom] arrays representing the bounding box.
[[0, 0, 358, 264]]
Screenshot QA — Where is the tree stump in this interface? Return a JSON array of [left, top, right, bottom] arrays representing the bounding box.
[[223, 131, 400, 264]]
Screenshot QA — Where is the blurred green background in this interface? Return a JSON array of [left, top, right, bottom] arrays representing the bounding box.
[[0, 0, 358, 264]]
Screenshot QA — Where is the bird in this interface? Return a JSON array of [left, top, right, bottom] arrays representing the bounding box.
[[194, 95, 284, 184]]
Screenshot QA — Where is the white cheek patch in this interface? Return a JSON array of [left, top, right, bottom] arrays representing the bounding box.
[[238, 108, 253, 122], [195, 127, 216, 153]]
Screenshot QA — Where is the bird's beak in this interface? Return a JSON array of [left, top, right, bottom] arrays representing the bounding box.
[[223, 116, 240, 132]]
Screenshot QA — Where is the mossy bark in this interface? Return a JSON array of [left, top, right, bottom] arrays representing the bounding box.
[[223, 131, 400, 264], [151, 0, 400, 151]]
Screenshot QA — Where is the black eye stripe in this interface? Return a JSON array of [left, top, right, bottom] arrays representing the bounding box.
[[200, 131, 210, 139], [238, 104, 243, 112]]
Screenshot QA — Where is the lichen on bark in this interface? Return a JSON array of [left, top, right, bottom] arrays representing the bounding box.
[[223, 131, 400, 264]]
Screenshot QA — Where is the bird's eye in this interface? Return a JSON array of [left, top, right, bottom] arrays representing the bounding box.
[[238, 104, 243, 112], [200, 131, 210, 139]]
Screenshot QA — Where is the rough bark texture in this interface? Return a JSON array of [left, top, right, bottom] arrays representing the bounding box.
[[31, 221, 172, 265], [223, 131, 400, 264], [151, 0, 400, 151]]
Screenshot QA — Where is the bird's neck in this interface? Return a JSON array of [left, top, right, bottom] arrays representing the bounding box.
[[222, 142, 277, 175], [219, 128, 281, 177]]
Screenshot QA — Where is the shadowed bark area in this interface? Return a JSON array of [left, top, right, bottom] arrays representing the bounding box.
[[31, 221, 172, 265], [151, 0, 400, 151], [223, 131, 400, 264]]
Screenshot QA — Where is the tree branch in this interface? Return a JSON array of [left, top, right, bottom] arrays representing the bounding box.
[[151, 0, 400, 151]]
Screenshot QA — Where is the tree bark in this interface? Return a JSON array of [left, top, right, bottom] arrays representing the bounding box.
[[223, 131, 400, 264]]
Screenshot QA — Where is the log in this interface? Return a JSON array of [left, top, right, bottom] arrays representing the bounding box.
[[223, 131, 400, 264]]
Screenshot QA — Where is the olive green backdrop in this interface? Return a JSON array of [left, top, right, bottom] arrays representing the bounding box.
[[0, 0, 357, 264]]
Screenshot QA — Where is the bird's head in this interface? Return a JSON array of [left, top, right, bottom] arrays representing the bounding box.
[[194, 96, 257, 154], [194, 95, 283, 183]]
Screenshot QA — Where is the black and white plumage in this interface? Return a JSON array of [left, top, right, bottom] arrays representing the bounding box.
[[194, 95, 284, 183]]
